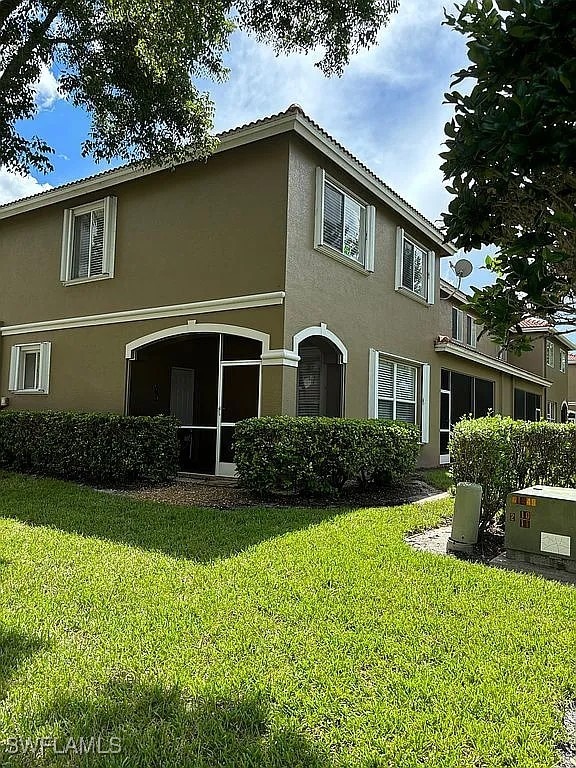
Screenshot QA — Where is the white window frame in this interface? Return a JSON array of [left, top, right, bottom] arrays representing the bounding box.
[[368, 349, 430, 443], [314, 168, 375, 273], [560, 349, 567, 373], [395, 227, 436, 305], [452, 307, 464, 343], [61, 196, 117, 285], [466, 314, 477, 348], [546, 339, 555, 368], [8, 342, 51, 394], [546, 400, 557, 422]]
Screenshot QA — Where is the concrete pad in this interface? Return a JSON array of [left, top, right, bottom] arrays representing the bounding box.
[[406, 525, 453, 556], [490, 553, 576, 586]]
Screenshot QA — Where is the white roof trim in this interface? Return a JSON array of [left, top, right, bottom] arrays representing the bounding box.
[[435, 340, 552, 388], [0, 111, 453, 252]]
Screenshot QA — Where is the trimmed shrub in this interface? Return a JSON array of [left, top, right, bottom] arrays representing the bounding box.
[[0, 411, 179, 485], [450, 416, 576, 529], [234, 416, 420, 496]]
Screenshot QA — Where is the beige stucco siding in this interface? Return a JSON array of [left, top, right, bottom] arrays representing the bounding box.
[[0, 136, 290, 327], [1, 305, 285, 414]]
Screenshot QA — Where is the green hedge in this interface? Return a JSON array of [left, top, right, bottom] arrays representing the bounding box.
[[0, 411, 179, 485], [234, 416, 420, 496], [450, 416, 576, 529]]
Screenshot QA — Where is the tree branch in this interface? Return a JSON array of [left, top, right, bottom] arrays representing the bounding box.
[[0, 0, 65, 92]]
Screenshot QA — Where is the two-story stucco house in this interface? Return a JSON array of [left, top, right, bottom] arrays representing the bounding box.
[[0, 105, 572, 474]]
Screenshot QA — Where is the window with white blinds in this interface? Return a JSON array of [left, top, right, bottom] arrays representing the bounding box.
[[61, 197, 117, 284], [297, 345, 322, 416], [395, 228, 435, 304], [8, 342, 52, 393], [315, 169, 375, 271], [377, 358, 417, 423]]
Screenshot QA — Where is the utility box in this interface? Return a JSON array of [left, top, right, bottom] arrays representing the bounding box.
[[505, 486, 576, 572]]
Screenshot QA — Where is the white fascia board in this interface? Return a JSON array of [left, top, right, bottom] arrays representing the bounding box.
[[0, 291, 285, 336], [435, 341, 552, 388]]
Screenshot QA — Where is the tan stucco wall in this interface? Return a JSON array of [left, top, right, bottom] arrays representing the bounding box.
[[569, 364, 576, 404], [0, 135, 290, 327], [0, 306, 285, 415]]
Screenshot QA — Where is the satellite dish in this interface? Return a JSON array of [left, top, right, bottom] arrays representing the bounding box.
[[452, 258, 473, 279]]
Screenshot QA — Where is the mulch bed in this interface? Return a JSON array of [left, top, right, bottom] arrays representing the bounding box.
[[121, 475, 445, 510]]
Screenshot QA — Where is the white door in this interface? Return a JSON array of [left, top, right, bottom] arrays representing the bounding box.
[[216, 362, 261, 477]]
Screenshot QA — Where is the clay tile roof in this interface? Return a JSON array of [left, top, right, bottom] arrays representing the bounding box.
[[518, 317, 551, 330]]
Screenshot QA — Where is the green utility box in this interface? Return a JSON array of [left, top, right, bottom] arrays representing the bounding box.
[[505, 486, 576, 573]]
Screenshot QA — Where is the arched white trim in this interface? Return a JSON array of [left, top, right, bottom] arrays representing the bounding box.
[[125, 320, 270, 359], [292, 323, 348, 363]]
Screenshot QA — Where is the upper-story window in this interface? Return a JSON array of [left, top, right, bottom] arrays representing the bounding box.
[[560, 349, 567, 372], [395, 228, 435, 305], [451, 308, 477, 348], [8, 342, 51, 394], [314, 169, 375, 271], [546, 339, 555, 368], [61, 197, 117, 285]]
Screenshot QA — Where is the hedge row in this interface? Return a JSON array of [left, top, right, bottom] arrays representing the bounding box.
[[450, 416, 576, 529], [0, 411, 179, 485], [234, 416, 420, 496]]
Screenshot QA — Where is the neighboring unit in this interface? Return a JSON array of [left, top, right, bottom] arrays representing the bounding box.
[[0, 105, 572, 473]]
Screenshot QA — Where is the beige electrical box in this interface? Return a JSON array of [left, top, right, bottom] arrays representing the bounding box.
[[506, 486, 576, 572]]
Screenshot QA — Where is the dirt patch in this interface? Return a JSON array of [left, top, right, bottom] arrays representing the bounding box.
[[118, 476, 444, 510]]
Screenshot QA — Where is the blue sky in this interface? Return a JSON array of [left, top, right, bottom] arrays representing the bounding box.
[[0, 0, 493, 291]]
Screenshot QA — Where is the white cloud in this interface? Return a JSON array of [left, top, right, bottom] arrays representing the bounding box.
[[0, 169, 52, 205], [203, 0, 466, 222], [34, 64, 60, 110]]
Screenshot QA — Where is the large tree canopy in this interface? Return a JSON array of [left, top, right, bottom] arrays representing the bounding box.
[[0, 0, 398, 175], [441, 0, 576, 352]]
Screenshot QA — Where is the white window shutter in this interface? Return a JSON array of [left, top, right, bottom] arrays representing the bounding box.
[[39, 342, 52, 393], [395, 227, 403, 289], [61, 209, 72, 281], [368, 349, 379, 418], [427, 250, 436, 305], [421, 364, 430, 444], [365, 205, 376, 272], [314, 168, 325, 249], [8, 347, 19, 391], [103, 196, 117, 277]]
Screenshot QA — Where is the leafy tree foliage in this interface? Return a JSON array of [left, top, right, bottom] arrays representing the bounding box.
[[442, 0, 576, 351], [0, 0, 398, 175]]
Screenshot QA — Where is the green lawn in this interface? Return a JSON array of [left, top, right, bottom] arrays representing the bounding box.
[[0, 471, 575, 767], [417, 467, 453, 492]]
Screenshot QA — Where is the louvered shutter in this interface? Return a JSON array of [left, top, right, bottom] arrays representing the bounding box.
[[427, 250, 436, 304], [72, 212, 91, 278], [89, 208, 105, 276], [377, 358, 394, 420], [343, 196, 361, 263], [8, 347, 19, 391], [323, 183, 344, 252], [395, 364, 416, 423], [39, 342, 51, 393], [297, 346, 322, 416], [402, 237, 414, 291]]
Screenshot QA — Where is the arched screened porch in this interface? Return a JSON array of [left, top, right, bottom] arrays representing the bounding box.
[[126, 323, 268, 475]]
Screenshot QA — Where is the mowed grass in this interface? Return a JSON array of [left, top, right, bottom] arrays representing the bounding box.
[[0, 472, 575, 767], [418, 468, 453, 493]]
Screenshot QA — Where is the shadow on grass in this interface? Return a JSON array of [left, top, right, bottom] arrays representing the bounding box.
[[0, 626, 46, 702], [8, 680, 330, 767], [0, 473, 342, 563]]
